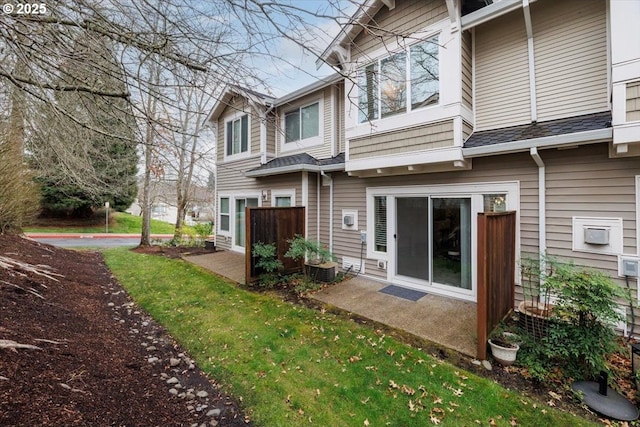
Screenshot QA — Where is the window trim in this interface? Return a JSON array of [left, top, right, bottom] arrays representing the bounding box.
[[218, 192, 263, 252], [218, 197, 231, 236], [271, 189, 296, 207], [357, 34, 440, 124], [366, 182, 520, 262], [217, 195, 231, 236], [280, 98, 324, 153], [223, 112, 251, 161]]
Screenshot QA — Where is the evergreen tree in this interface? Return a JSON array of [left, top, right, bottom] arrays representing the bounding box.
[[29, 34, 138, 216]]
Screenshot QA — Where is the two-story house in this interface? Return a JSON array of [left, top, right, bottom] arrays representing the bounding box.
[[208, 77, 345, 253], [211, 0, 640, 329]]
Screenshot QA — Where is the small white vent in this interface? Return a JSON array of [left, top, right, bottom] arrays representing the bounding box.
[[377, 260, 387, 270], [342, 256, 365, 274]]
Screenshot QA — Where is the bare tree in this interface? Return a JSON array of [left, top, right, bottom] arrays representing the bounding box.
[[0, 0, 361, 236]]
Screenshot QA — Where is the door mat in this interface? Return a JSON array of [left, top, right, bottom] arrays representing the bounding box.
[[379, 285, 427, 301]]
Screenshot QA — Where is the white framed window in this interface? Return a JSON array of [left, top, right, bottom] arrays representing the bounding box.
[[224, 113, 250, 160], [373, 196, 387, 253], [358, 36, 439, 123], [219, 197, 230, 235], [271, 189, 296, 207], [281, 99, 323, 152]]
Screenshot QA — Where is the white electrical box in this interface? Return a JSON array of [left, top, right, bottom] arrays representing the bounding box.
[[619, 256, 640, 277]]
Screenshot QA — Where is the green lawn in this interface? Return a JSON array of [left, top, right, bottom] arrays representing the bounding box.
[[104, 249, 596, 427], [24, 211, 177, 234]]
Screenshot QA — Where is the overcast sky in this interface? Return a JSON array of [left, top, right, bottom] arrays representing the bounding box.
[[254, 0, 355, 97]]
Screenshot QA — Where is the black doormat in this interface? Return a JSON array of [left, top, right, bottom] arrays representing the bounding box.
[[379, 285, 427, 301]]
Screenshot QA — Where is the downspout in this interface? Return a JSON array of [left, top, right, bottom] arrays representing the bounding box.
[[317, 173, 321, 242], [321, 171, 334, 254], [530, 147, 546, 279], [302, 171, 309, 238], [260, 105, 275, 165], [331, 85, 337, 157]]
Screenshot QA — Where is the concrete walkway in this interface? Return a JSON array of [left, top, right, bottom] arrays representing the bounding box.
[[183, 251, 477, 358]]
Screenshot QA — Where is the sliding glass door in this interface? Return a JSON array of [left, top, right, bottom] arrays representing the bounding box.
[[396, 197, 429, 280], [235, 198, 259, 248], [394, 196, 471, 291]]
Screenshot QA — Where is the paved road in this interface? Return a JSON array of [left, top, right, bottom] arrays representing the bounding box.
[[25, 233, 173, 248]]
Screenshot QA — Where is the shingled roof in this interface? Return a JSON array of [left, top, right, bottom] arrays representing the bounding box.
[[464, 111, 612, 149], [245, 153, 345, 177]]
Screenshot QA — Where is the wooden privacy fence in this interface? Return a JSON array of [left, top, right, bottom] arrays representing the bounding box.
[[245, 206, 305, 283], [476, 211, 517, 359]]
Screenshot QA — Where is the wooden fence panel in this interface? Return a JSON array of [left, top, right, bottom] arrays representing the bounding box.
[[477, 211, 517, 359], [245, 207, 305, 283]]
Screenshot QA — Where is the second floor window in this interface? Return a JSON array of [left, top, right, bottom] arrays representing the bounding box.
[[226, 115, 249, 156], [285, 102, 320, 143], [358, 36, 439, 123]]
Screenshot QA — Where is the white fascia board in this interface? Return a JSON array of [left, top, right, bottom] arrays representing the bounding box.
[[318, 0, 383, 66], [346, 147, 464, 172], [244, 162, 345, 178], [461, 0, 523, 30], [275, 73, 343, 106], [463, 128, 613, 158]]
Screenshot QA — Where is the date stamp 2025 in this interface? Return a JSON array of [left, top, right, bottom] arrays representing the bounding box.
[[3, 3, 47, 15]]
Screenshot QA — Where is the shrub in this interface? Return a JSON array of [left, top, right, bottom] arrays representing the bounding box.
[[252, 242, 284, 288], [517, 260, 625, 381], [284, 235, 335, 265]]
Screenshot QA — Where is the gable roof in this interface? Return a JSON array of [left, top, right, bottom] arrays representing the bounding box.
[[205, 85, 275, 124], [464, 112, 612, 156], [318, 0, 387, 69], [245, 153, 345, 177]]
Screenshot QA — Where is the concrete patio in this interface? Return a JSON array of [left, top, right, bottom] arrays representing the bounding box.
[[184, 250, 477, 357]]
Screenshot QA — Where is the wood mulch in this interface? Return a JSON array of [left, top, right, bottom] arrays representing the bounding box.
[[0, 234, 250, 426]]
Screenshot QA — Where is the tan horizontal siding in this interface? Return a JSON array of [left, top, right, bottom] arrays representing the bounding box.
[[627, 81, 640, 122], [532, 0, 608, 121], [307, 173, 318, 240], [217, 99, 263, 162], [352, 0, 448, 62], [475, 10, 531, 130], [462, 121, 473, 142], [544, 143, 638, 273], [461, 30, 473, 109], [349, 120, 454, 160]]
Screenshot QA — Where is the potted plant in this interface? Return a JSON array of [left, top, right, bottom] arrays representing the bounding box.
[[284, 235, 337, 282], [488, 330, 521, 366]]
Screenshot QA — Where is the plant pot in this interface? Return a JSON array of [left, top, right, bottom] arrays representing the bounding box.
[[304, 262, 337, 283], [488, 339, 520, 366], [518, 301, 552, 339]]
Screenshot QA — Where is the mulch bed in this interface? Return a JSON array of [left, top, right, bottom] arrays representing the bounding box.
[[0, 234, 250, 426]]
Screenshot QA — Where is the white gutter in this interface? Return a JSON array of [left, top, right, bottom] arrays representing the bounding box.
[[325, 172, 334, 253], [244, 162, 344, 178], [463, 128, 612, 158], [461, 0, 523, 30]]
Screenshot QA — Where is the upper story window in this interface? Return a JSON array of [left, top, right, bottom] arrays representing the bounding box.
[[358, 36, 439, 123], [225, 114, 249, 156], [285, 102, 320, 143]]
